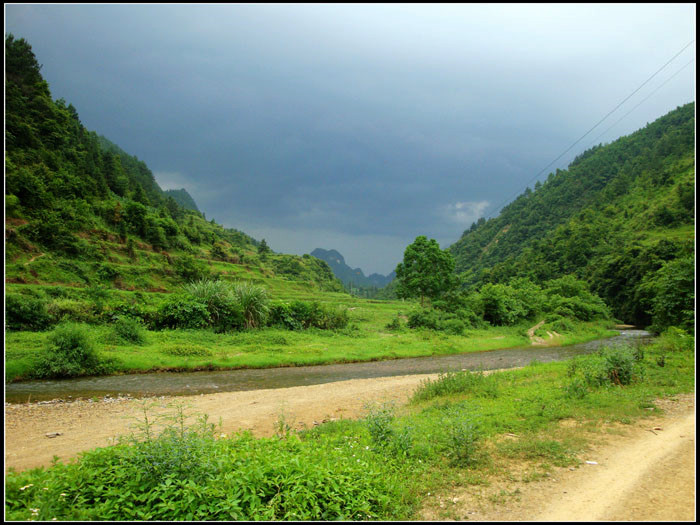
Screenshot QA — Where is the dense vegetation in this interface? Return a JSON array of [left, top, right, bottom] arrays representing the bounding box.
[[449, 103, 695, 332]]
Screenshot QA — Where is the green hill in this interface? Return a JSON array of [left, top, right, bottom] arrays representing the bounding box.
[[4, 34, 344, 295], [449, 103, 695, 330]]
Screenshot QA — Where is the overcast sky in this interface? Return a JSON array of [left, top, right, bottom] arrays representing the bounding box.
[[5, 4, 696, 275]]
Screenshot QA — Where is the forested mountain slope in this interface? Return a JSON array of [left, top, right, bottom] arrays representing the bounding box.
[[4, 35, 343, 294], [163, 188, 200, 212], [450, 103, 695, 329]]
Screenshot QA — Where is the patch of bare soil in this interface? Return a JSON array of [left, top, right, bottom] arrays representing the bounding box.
[[420, 393, 695, 522], [527, 320, 561, 346], [4, 373, 440, 473]]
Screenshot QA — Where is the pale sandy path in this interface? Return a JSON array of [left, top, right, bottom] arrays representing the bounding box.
[[535, 406, 695, 521], [422, 393, 695, 522], [5, 373, 440, 473]]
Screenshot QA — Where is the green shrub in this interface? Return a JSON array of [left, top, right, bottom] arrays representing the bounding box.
[[655, 326, 694, 352], [111, 302, 157, 328], [443, 411, 481, 467], [268, 300, 348, 331], [5, 293, 53, 331], [441, 318, 466, 335], [478, 283, 528, 326], [160, 345, 213, 357], [314, 304, 349, 330], [574, 346, 642, 388], [156, 296, 211, 330], [173, 254, 209, 282], [112, 316, 146, 345], [46, 298, 98, 324], [365, 403, 396, 449], [385, 316, 402, 331], [407, 308, 441, 330], [33, 323, 115, 379], [543, 315, 576, 333], [543, 276, 611, 321]]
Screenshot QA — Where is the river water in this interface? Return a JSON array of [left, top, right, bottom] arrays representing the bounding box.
[[4, 330, 651, 404]]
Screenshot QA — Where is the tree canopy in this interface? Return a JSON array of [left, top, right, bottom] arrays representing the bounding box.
[[395, 236, 456, 306]]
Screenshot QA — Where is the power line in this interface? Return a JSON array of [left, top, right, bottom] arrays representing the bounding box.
[[585, 58, 695, 150], [480, 39, 696, 221]]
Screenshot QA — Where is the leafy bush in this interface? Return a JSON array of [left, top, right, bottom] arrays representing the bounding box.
[[365, 403, 413, 458], [574, 346, 642, 387], [32, 323, 115, 379], [155, 296, 211, 330], [173, 254, 209, 282], [543, 276, 611, 321], [443, 411, 481, 467], [441, 318, 466, 335], [385, 316, 402, 331], [111, 302, 157, 328], [478, 283, 529, 326], [365, 403, 396, 448], [542, 315, 576, 333], [268, 300, 348, 331], [406, 308, 475, 334], [5, 293, 53, 331], [112, 316, 146, 345], [643, 256, 695, 333], [654, 327, 694, 353], [46, 298, 98, 324]]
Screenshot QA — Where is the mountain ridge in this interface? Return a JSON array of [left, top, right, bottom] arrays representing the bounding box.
[[310, 248, 395, 289]]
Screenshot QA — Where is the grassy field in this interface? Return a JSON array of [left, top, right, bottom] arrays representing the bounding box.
[[5, 293, 615, 383], [5, 329, 694, 520]]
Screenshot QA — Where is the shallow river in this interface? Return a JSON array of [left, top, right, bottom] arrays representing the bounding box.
[[4, 330, 651, 404]]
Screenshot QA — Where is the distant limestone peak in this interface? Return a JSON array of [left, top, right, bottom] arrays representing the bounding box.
[[310, 248, 393, 289]]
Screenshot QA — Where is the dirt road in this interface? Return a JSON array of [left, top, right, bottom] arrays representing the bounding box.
[[4, 375, 695, 521], [421, 393, 695, 521]]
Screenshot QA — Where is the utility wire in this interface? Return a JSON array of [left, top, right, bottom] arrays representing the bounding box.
[[480, 39, 696, 222], [584, 58, 695, 150]]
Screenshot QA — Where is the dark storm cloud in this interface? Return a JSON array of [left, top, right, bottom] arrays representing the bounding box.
[[5, 3, 695, 274]]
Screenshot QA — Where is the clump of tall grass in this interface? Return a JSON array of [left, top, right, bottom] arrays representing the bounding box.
[[232, 281, 270, 329], [411, 370, 499, 403], [182, 279, 236, 325], [112, 316, 146, 345]]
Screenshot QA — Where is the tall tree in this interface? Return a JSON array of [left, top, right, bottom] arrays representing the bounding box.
[[395, 236, 456, 306]]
